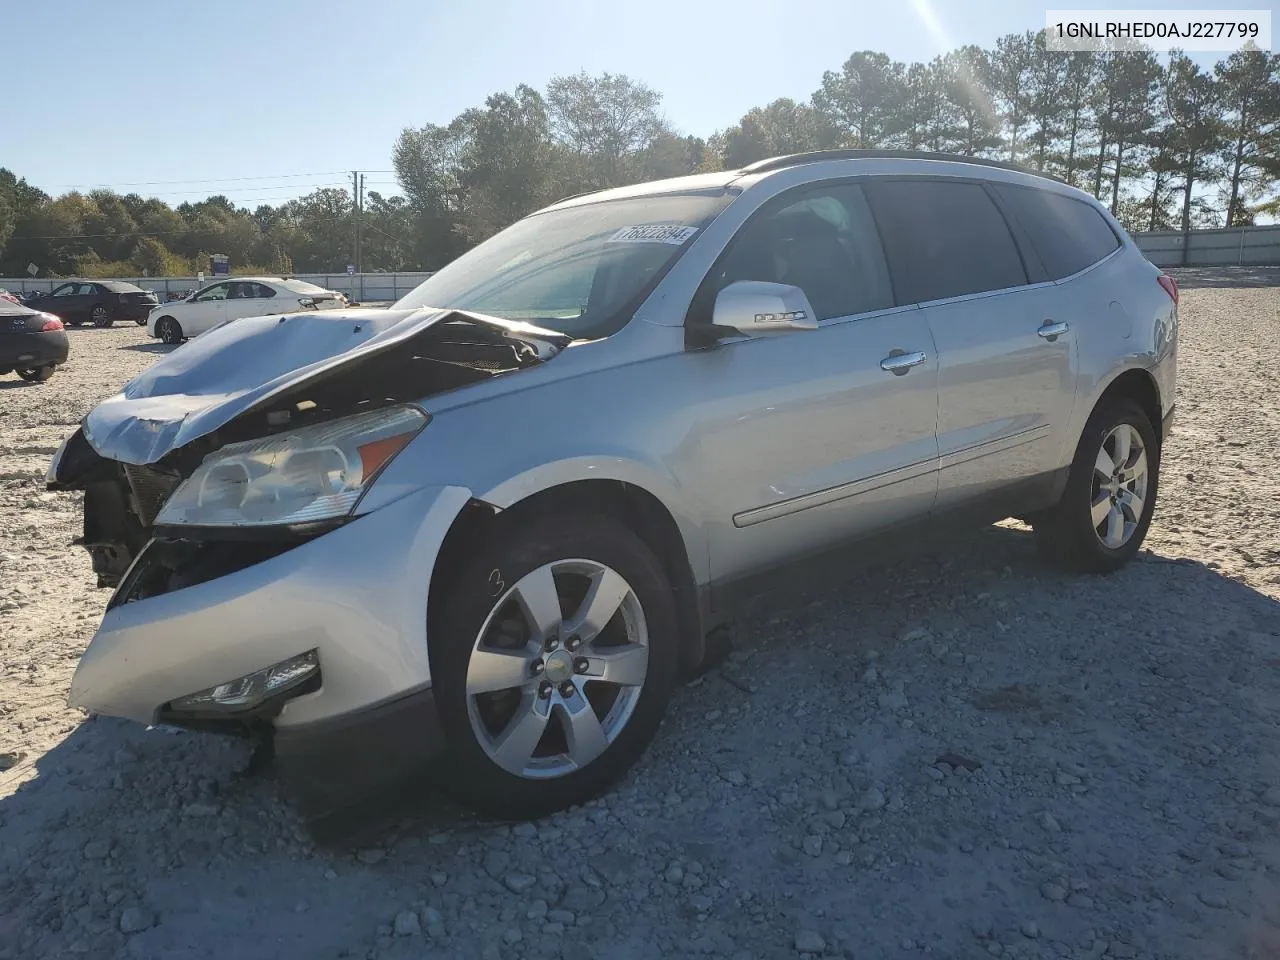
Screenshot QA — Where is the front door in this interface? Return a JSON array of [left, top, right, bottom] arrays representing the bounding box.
[[185, 282, 231, 335], [676, 182, 940, 585]]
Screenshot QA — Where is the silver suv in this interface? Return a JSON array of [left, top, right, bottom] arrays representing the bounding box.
[[50, 150, 1178, 820]]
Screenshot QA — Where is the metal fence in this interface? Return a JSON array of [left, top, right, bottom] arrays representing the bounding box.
[[1132, 225, 1280, 268], [0, 272, 434, 303]]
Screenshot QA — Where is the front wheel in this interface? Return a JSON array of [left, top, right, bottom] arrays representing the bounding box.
[[90, 305, 112, 328], [430, 512, 679, 819], [156, 317, 183, 344], [1033, 398, 1159, 573]]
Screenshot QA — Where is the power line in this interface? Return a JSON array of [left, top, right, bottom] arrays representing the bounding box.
[[43, 170, 395, 189]]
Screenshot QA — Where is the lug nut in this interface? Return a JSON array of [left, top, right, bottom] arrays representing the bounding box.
[[565, 636, 579, 651], [544, 636, 558, 652], [559, 682, 576, 698], [531, 659, 544, 675], [538, 681, 553, 698], [574, 657, 589, 674]]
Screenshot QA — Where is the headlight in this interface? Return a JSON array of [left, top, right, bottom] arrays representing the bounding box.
[[155, 405, 428, 527]]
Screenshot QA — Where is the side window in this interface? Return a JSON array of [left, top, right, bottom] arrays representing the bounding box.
[[51, 284, 76, 297], [864, 179, 1028, 304], [254, 283, 276, 299], [194, 283, 230, 302], [992, 184, 1121, 280], [704, 183, 894, 322], [80, 283, 100, 296]]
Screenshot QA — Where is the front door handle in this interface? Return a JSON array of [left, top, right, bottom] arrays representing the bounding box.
[[879, 350, 928, 375], [1038, 320, 1070, 341]]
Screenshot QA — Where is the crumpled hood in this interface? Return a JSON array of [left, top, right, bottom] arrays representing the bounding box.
[[83, 306, 563, 465]]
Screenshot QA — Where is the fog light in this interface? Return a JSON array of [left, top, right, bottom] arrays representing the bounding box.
[[169, 651, 319, 713]]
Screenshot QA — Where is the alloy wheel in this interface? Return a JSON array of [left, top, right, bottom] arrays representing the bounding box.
[[465, 559, 649, 779], [1091, 423, 1149, 549]]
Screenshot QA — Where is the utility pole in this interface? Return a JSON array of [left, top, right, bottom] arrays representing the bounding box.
[[357, 173, 365, 274], [351, 170, 360, 273]]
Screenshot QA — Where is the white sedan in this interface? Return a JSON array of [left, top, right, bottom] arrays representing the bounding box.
[[146, 277, 349, 344]]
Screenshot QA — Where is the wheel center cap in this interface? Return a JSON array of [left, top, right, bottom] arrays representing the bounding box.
[[544, 651, 574, 684]]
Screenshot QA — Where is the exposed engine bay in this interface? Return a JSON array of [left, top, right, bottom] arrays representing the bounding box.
[[49, 308, 566, 591]]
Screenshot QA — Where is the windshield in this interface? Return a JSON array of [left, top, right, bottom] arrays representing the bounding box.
[[394, 190, 736, 339]]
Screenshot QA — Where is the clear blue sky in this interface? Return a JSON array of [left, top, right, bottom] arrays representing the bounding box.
[[6, 0, 1269, 206]]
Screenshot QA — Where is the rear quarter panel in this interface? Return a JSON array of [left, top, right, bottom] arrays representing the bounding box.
[[1059, 241, 1176, 454]]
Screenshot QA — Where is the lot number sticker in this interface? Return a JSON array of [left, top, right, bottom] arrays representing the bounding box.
[[607, 224, 699, 245]]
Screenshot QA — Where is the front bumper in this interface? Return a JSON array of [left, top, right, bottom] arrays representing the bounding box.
[[0, 330, 69, 368], [68, 484, 472, 730]]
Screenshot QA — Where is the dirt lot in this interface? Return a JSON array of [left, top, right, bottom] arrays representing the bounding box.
[[2, 272, 1280, 960]]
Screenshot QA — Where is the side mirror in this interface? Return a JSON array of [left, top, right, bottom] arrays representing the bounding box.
[[711, 281, 819, 337]]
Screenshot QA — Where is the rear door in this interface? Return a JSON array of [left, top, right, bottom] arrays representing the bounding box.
[[678, 181, 940, 584], [183, 282, 232, 335], [224, 282, 269, 322], [864, 177, 1078, 509]]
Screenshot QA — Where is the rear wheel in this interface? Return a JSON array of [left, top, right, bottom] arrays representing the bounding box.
[[431, 512, 679, 819], [1032, 399, 1159, 573], [17, 365, 55, 382], [90, 305, 112, 328], [156, 317, 183, 344]]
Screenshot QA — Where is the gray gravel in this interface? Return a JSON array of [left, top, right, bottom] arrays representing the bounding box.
[[3, 270, 1280, 960]]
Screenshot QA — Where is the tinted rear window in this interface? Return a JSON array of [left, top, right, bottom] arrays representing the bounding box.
[[864, 179, 1028, 304], [992, 184, 1121, 280], [99, 281, 145, 293]]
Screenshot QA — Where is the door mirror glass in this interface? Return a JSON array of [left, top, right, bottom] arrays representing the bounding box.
[[711, 281, 819, 337]]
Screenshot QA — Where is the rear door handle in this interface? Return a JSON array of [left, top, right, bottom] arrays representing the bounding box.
[[879, 350, 928, 375], [1038, 320, 1070, 341]]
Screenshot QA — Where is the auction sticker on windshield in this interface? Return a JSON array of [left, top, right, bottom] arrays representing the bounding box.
[[608, 224, 699, 245]]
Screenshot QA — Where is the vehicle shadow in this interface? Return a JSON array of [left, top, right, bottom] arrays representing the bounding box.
[[118, 342, 173, 354], [3, 523, 1279, 959], [0, 378, 44, 390]]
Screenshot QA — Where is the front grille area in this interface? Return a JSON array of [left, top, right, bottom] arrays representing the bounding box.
[[123, 463, 179, 526]]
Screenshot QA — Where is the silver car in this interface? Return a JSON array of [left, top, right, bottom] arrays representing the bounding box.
[[49, 150, 1178, 821]]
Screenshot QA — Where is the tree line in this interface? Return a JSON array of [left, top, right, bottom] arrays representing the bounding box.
[[1, 36, 1277, 279]]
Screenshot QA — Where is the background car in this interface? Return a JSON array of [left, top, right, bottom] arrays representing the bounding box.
[[146, 277, 350, 343], [23, 281, 159, 327], [0, 300, 67, 382], [0, 288, 20, 304]]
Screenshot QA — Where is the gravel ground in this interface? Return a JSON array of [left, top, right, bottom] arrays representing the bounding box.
[[2, 271, 1280, 960]]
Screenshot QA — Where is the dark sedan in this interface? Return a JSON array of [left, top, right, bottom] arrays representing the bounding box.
[[24, 281, 159, 327], [0, 302, 68, 381]]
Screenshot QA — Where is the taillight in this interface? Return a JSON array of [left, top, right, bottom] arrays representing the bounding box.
[[1157, 274, 1178, 306], [40, 316, 64, 331]]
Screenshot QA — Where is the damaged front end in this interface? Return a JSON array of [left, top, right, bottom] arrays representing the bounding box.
[[49, 306, 566, 593]]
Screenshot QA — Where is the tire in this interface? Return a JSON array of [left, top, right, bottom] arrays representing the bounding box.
[[134, 317, 148, 326], [17, 365, 55, 382], [90, 305, 112, 328], [430, 511, 679, 820], [1032, 398, 1159, 573], [156, 317, 183, 344]]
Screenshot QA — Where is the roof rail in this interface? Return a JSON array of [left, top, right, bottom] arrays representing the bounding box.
[[739, 149, 1065, 183]]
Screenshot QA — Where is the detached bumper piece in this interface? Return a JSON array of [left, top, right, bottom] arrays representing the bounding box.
[[274, 688, 445, 822]]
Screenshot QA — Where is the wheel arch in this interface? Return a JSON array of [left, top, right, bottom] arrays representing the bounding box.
[[428, 476, 708, 676], [1090, 366, 1163, 450]]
